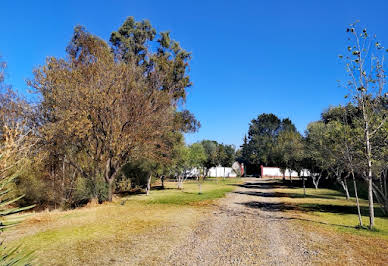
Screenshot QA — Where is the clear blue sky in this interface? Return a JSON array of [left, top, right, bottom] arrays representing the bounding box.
[[2, 0, 388, 148]]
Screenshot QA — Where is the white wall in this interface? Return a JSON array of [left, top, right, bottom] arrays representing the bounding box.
[[186, 166, 237, 178], [262, 167, 310, 177], [208, 166, 237, 178]]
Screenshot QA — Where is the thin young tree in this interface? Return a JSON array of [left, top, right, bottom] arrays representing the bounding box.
[[340, 23, 388, 228]]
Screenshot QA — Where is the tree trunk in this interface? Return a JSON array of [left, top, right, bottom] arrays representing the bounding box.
[[177, 176, 183, 190], [312, 171, 322, 190], [62, 156, 66, 207], [289, 171, 292, 183], [302, 174, 306, 197], [312, 175, 318, 190], [351, 170, 363, 227], [161, 175, 165, 189], [362, 99, 375, 229], [367, 177, 375, 228], [146, 175, 152, 196], [198, 176, 202, 194], [339, 180, 350, 200], [107, 178, 114, 202], [384, 170, 387, 202], [344, 175, 350, 200], [104, 158, 117, 202], [282, 172, 285, 182]]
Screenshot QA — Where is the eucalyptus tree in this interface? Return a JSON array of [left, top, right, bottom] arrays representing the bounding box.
[[29, 27, 177, 202], [110, 16, 195, 117], [340, 24, 388, 228]]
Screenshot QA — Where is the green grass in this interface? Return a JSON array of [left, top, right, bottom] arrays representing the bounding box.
[[123, 178, 241, 205], [274, 184, 388, 239]]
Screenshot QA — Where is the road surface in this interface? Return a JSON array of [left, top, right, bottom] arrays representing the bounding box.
[[165, 178, 367, 265]]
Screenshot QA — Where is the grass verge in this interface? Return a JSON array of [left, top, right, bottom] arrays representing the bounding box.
[[5, 178, 241, 265]]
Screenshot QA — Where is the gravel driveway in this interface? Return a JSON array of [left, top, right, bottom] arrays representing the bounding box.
[[164, 178, 361, 265]]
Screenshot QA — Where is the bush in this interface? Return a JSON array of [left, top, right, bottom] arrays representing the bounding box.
[[119, 160, 152, 191]]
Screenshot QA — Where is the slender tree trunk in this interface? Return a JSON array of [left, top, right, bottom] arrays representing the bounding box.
[[62, 156, 66, 207], [362, 99, 375, 229], [289, 171, 292, 183], [146, 175, 152, 196], [198, 176, 202, 194], [351, 169, 363, 227], [384, 170, 387, 201], [367, 176, 375, 228], [312, 174, 318, 190], [344, 175, 350, 200], [51, 166, 56, 209], [313, 180, 318, 190], [312, 171, 322, 189], [302, 174, 306, 197], [339, 180, 350, 200], [384, 171, 388, 214], [107, 179, 113, 202], [177, 176, 182, 189], [161, 175, 165, 189]]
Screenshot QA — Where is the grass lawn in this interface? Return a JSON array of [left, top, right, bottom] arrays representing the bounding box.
[[273, 183, 388, 237], [5, 178, 241, 265], [270, 179, 388, 263]]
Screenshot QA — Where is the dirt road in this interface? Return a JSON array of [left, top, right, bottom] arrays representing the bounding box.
[[165, 178, 367, 265]]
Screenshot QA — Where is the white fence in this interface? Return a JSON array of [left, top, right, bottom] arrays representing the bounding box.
[[261, 167, 310, 177]]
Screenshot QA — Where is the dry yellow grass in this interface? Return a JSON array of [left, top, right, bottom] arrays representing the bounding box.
[[5, 178, 240, 265]]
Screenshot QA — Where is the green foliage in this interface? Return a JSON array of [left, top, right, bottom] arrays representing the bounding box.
[[110, 16, 192, 101], [200, 140, 218, 173], [72, 177, 90, 206], [275, 129, 304, 173], [0, 160, 34, 265], [241, 113, 298, 168], [121, 160, 153, 189]]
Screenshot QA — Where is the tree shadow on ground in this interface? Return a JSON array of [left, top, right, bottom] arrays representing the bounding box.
[[237, 183, 294, 190], [234, 190, 337, 200], [117, 186, 174, 196], [240, 200, 387, 218], [234, 191, 278, 198]]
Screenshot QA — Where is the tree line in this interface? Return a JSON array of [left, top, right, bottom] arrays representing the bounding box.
[[0, 16, 238, 213], [0, 16, 207, 210], [238, 23, 387, 229]]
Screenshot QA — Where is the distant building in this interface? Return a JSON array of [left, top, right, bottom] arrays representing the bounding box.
[[260, 166, 310, 178], [186, 165, 238, 178]]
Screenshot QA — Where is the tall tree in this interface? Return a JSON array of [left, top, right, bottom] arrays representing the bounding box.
[[201, 140, 218, 177], [110, 16, 192, 102], [340, 24, 388, 228], [29, 27, 177, 201], [246, 113, 281, 166]]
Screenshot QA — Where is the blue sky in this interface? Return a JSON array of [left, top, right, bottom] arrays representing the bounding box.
[[2, 0, 388, 148]]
